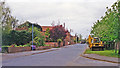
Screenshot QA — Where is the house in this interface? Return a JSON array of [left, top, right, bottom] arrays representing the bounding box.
[[41, 26, 54, 32], [16, 21, 42, 31], [40, 26, 54, 41], [41, 25, 75, 46]]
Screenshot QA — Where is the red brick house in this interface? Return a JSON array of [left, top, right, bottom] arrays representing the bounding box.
[[41, 26, 54, 32], [41, 25, 75, 46]]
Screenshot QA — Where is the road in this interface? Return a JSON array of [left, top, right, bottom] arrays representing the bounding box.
[[2, 44, 118, 66]]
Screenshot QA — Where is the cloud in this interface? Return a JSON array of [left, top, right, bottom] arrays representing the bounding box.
[[6, 0, 117, 38]]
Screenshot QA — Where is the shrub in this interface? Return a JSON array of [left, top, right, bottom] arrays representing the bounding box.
[[29, 27, 45, 47], [44, 44, 49, 46], [2, 30, 32, 45], [34, 36, 45, 46], [11, 44, 16, 47], [2, 46, 11, 53], [15, 45, 18, 47], [57, 39, 62, 43], [57, 39, 62, 47], [19, 45, 23, 47], [2, 47, 8, 53], [29, 41, 37, 45], [23, 43, 31, 47]]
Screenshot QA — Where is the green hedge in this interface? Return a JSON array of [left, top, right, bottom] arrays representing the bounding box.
[[2, 30, 32, 45]]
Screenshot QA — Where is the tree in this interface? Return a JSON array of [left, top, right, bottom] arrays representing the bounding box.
[[1, 1, 18, 34], [118, 1, 120, 54], [28, 27, 45, 46], [91, 1, 119, 50], [45, 28, 50, 41], [49, 25, 66, 41], [1, 1, 18, 46]]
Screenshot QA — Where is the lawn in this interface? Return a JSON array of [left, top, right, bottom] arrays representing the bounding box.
[[84, 49, 120, 58]]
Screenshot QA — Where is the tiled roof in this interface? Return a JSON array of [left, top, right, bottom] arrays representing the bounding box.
[[41, 26, 54, 32], [15, 27, 28, 31]]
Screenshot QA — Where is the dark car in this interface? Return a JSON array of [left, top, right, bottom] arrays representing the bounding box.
[[81, 40, 86, 44]]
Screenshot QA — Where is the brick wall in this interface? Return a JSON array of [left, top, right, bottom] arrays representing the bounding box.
[[45, 42, 65, 47], [8, 47, 31, 53]]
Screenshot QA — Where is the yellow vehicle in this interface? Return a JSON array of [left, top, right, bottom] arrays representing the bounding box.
[[88, 35, 104, 51]]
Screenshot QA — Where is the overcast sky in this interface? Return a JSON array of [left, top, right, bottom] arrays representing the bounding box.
[[5, 0, 117, 38]]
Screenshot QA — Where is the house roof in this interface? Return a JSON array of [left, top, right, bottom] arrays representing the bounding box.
[[17, 21, 42, 31], [41, 26, 54, 32]]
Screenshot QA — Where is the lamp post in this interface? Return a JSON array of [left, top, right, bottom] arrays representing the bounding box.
[[32, 24, 34, 50], [70, 29, 73, 45]]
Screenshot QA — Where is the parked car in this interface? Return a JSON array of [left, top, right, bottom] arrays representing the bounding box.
[[81, 40, 86, 44]]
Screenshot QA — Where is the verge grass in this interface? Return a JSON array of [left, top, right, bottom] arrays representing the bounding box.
[[85, 48, 120, 58]]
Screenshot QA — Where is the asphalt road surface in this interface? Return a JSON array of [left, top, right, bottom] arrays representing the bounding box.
[[2, 44, 118, 66]]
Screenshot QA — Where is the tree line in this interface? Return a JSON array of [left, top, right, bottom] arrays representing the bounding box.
[[91, 1, 120, 54]]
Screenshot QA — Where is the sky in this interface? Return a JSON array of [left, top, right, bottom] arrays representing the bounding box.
[[5, 0, 117, 39]]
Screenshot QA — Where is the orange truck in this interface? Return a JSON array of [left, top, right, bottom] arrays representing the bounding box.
[[88, 35, 104, 51]]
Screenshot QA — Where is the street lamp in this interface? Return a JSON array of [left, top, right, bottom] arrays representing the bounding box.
[[70, 29, 73, 45], [32, 24, 34, 50]]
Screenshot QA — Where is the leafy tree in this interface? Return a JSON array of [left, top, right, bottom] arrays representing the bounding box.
[[1, 1, 18, 34], [1, 1, 18, 46], [91, 1, 119, 50], [28, 27, 45, 46], [45, 28, 50, 41], [49, 25, 66, 41], [118, 1, 120, 54]]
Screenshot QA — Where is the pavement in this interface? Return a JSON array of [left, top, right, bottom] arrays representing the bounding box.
[[2, 48, 60, 61], [81, 54, 119, 64], [2, 44, 119, 66]]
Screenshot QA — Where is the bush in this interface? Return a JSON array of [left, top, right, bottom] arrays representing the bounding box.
[[2, 46, 10, 53], [34, 37, 45, 46], [57, 39, 62, 43], [19, 45, 23, 47], [2, 47, 8, 53], [2, 30, 32, 45], [23, 43, 31, 47], [29, 41, 37, 45], [44, 44, 49, 46], [57, 39, 62, 47]]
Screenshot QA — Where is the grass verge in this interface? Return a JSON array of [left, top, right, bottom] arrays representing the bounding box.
[[84, 48, 120, 58]]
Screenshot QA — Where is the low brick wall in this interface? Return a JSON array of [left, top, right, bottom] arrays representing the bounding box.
[[7, 47, 31, 53], [36, 46, 44, 50], [36, 46, 51, 50], [45, 42, 66, 47], [45, 42, 58, 48]]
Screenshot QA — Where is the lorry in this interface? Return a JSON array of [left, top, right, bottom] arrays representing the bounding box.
[[88, 35, 104, 51]]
